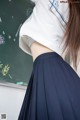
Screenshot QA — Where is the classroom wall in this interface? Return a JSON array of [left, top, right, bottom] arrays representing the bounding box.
[[0, 83, 26, 120]]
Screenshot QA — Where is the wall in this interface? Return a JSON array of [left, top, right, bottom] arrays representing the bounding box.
[[0, 83, 26, 120]]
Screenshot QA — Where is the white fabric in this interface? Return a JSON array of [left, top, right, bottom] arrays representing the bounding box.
[[19, 0, 69, 56]]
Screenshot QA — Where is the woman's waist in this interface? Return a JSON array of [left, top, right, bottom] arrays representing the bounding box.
[[30, 41, 54, 62]]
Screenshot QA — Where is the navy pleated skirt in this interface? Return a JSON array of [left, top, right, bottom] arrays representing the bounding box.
[[18, 52, 80, 120]]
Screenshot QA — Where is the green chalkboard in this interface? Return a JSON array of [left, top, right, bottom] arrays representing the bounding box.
[[0, 0, 35, 86]]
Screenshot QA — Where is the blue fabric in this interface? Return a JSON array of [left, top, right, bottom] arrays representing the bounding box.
[[18, 52, 80, 120]]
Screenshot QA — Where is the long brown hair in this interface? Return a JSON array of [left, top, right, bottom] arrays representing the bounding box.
[[62, 0, 80, 70]]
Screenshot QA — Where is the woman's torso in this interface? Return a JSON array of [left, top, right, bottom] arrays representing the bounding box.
[[30, 41, 54, 62], [19, 0, 69, 62], [29, 0, 69, 62]]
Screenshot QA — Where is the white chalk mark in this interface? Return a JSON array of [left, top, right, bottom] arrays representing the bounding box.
[[9, 74, 12, 79], [8, 35, 11, 39], [15, 24, 22, 37], [26, 8, 32, 17], [9, 0, 12, 2], [12, 16, 14, 19], [3, 31, 5, 35], [0, 17, 2, 22], [13, 38, 16, 42], [0, 35, 5, 45]]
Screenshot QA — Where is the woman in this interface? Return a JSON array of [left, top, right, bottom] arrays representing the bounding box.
[[18, 0, 80, 120]]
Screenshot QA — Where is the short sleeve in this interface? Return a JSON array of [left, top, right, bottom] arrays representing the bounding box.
[[19, 0, 69, 56]]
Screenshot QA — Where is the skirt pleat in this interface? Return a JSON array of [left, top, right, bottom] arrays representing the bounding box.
[[18, 52, 80, 120]]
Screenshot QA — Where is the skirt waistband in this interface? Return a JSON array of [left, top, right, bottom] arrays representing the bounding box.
[[33, 51, 63, 67]]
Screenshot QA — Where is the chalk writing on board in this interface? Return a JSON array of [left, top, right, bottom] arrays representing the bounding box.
[[26, 8, 33, 17], [9, 0, 12, 2], [11, 16, 14, 19], [0, 62, 11, 78], [0, 17, 2, 23], [2, 31, 5, 35], [0, 0, 34, 85], [8, 35, 12, 39], [0, 35, 5, 45], [15, 24, 22, 38]]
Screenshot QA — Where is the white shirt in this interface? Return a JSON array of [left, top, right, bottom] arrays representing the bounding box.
[[19, 0, 69, 56]]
